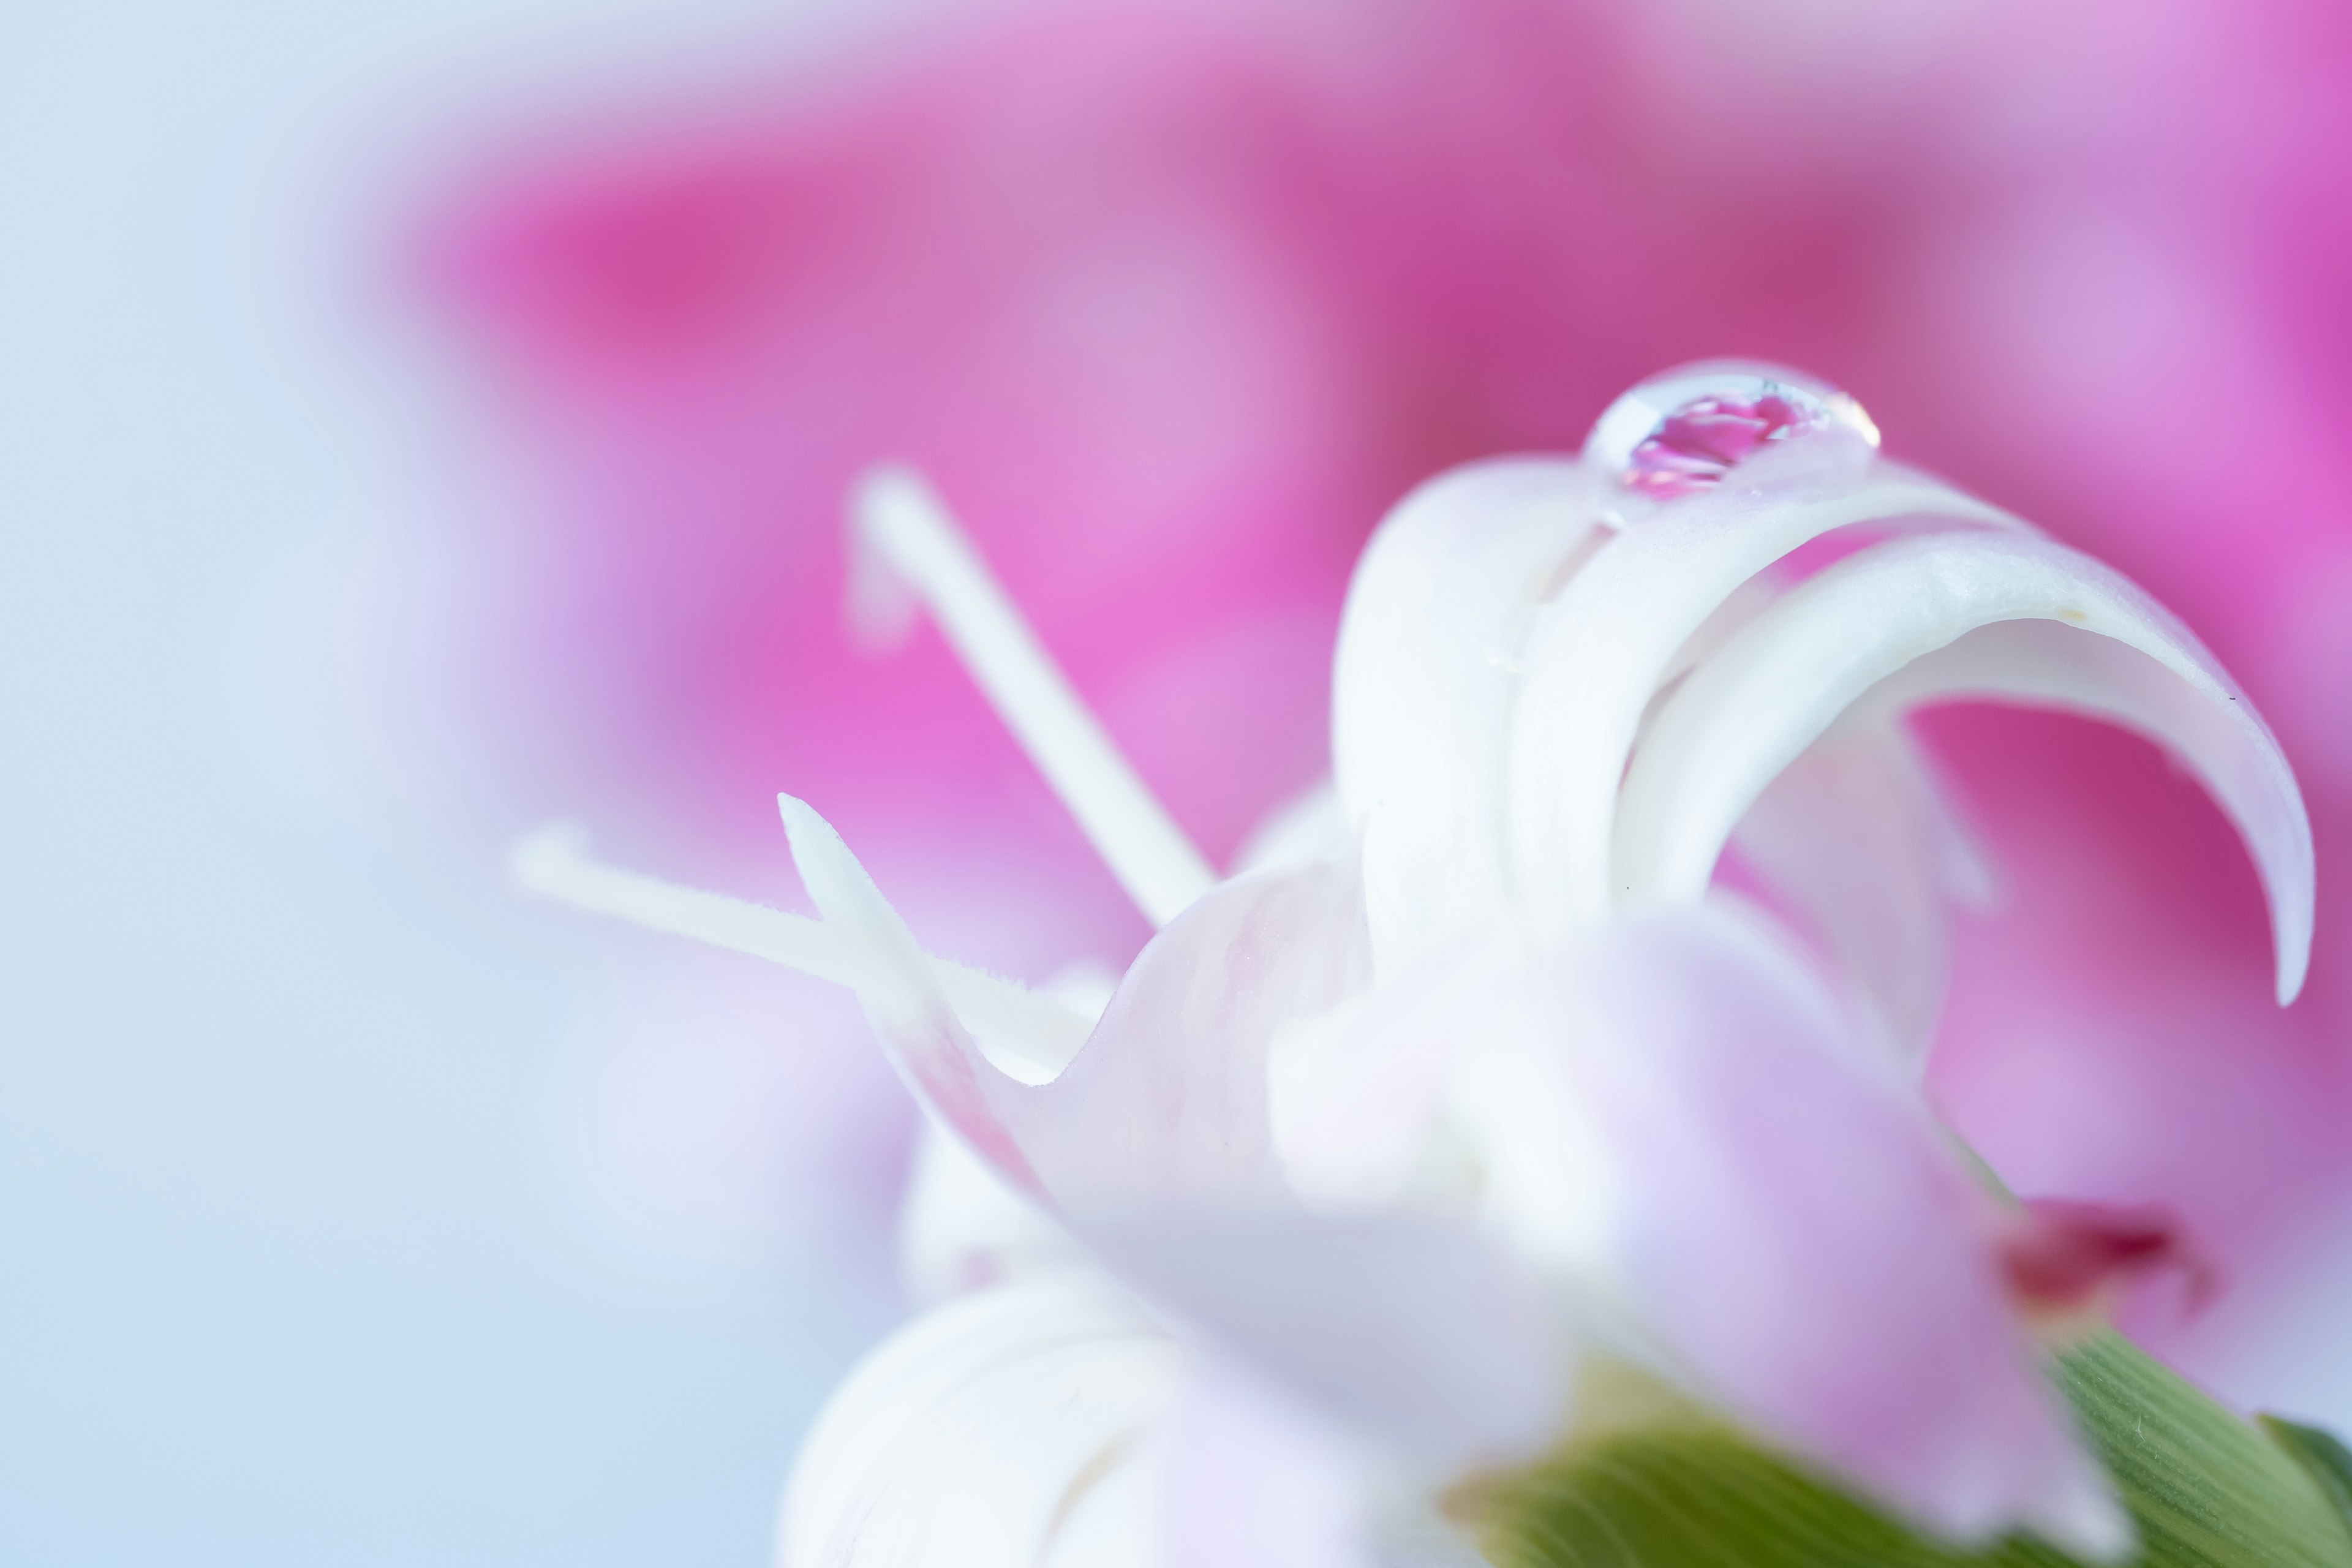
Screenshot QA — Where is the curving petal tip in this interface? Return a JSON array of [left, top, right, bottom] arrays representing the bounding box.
[[777, 793, 1045, 1193], [1615, 530, 2314, 1009]]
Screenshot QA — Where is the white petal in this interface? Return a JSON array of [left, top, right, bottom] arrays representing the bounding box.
[[1331, 458, 1599, 970], [1037, 1439, 1166, 1568], [1080, 1208, 1575, 1472], [778, 1275, 1180, 1568], [1864, 616, 2302, 997], [1730, 719, 1988, 1063], [1044, 856, 1371, 1201], [1506, 440, 2022, 940], [782, 795, 1370, 1206], [1267, 936, 1529, 1210], [778, 794, 1048, 1191], [1612, 530, 2314, 1003]]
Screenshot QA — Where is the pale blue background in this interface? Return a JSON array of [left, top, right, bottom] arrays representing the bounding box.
[[1, 1, 926, 1561]]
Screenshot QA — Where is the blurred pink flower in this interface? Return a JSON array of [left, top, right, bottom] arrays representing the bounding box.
[[417, 0, 2352, 1363]]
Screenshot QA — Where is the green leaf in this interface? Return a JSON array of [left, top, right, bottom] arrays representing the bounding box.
[[1474, 1332, 2352, 1567], [2261, 1415, 2352, 1542]]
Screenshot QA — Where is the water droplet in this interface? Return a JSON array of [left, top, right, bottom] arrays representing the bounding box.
[[1583, 362, 1880, 499]]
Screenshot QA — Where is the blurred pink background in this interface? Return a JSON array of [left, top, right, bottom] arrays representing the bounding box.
[[5, 0, 2348, 1560], [414, 0, 2352, 1361]]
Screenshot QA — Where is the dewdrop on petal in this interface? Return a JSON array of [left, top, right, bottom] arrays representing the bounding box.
[[1584, 360, 1882, 499]]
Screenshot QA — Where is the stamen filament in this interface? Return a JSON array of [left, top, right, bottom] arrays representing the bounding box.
[[852, 467, 1218, 927], [509, 821, 1093, 1071]]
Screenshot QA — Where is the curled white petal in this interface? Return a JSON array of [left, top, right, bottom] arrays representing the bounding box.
[[1613, 530, 2314, 1004], [778, 1275, 1179, 1568], [852, 467, 1216, 928], [1506, 440, 2022, 940], [1864, 617, 2305, 1001], [1332, 458, 1599, 970]]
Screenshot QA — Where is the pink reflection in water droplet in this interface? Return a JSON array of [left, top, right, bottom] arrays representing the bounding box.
[[1623, 392, 1818, 498]]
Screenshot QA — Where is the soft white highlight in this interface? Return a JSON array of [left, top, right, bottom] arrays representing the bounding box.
[[851, 466, 1218, 927], [1330, 457, 1599, 972]]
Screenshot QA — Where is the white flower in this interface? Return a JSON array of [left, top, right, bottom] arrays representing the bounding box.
[[518, 364, 2312, 1567]]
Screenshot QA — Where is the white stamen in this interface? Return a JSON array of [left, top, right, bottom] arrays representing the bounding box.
[[851, 467, 1218, 928], [509, 821, 1093, 1071]]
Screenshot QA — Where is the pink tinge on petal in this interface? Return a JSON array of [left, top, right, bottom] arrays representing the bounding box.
[[1542, 907, 2123, 1554], [1999, 1198, 2221, 1323]]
